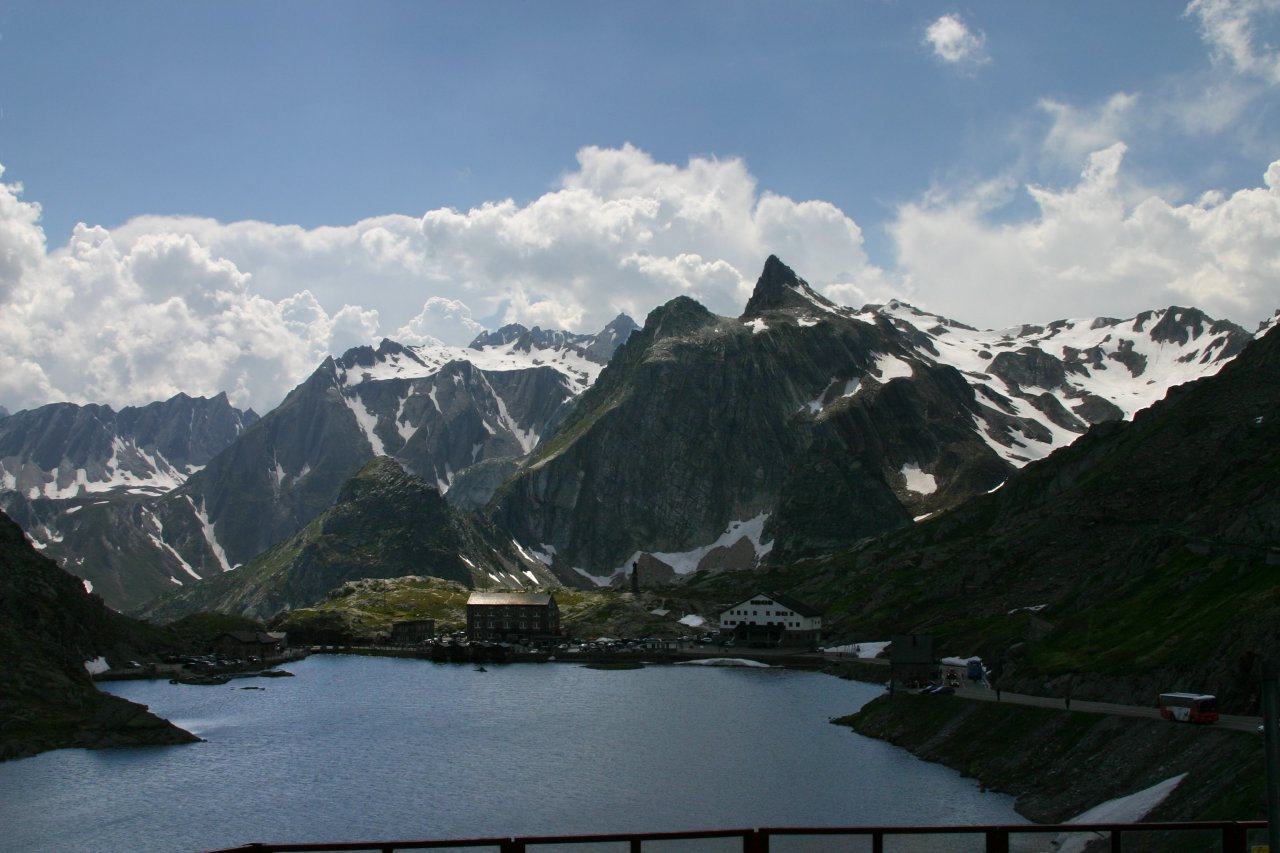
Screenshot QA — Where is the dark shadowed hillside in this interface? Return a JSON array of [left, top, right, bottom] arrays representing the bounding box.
[[0, 511, 198, 760], [692, 325, 1280, 710]]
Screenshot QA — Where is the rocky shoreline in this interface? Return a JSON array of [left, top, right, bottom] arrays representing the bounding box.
[[1, 690, 200, 762], [836, 692, 1265, 826]]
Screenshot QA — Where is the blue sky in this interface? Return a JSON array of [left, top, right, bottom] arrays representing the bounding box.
[[0, 1, 1278, 413]]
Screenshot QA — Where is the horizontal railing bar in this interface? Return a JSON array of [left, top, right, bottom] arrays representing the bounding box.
[[202, 821, 1270, 853], [760, 820, 1266, 835], [206, 840, 511, 852], [517, 830, 754, 844]]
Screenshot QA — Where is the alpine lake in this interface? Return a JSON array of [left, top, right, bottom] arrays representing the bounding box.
[[0, 654, 1026, 852]]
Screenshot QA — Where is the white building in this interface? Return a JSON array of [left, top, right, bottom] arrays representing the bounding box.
[[719, 592, 822, 648]]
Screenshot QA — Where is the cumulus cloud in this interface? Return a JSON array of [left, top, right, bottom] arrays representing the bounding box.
[[889, 144, 1280, 329], [1039, 93, 1139, 166], [1187, 0, 1280, 83], [0, 146, 880, 414], [3, 140, 1277, 418], [924, 14, 990, 67]]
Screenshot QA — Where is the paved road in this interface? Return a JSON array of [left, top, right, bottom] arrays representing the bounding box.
[[822, 653, 1263, 734], [950, 681, 1263, 733]]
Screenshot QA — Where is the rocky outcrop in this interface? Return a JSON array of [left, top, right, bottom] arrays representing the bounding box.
[[0, 510, 198, 761]]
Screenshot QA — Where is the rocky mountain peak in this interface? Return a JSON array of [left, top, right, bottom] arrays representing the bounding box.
[[468, 324, 530, 350], [642, 295, 718, 343], [586, 314, 640, 362], [741, 255, 839, 318]]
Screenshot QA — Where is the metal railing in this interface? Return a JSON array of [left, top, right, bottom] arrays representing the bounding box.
[[203, 820, 1269, 853]]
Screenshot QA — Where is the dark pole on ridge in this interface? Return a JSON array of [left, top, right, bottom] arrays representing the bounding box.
[[1263, 660, 1280, 853]]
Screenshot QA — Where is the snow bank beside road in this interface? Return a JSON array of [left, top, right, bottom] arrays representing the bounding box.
[[1052, 774, 1187, 853]]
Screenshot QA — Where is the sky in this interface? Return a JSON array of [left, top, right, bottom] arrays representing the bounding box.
[[0, 0, 1278, 415]]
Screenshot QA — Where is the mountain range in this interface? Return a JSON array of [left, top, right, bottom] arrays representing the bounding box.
[[734, 318, 1277, 710], [0, 318, 635, 611], [0, 256, 1267, 624]]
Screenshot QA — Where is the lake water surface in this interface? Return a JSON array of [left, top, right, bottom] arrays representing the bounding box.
[[0, 655, 1025, 851]]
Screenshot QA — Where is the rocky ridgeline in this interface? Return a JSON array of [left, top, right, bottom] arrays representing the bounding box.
[[0, 255, 1261, 619], [796, 324, 1280, 711], [141, 457, 555, 623]]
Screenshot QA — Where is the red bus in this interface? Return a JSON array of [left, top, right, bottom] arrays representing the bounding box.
[[1158, 692, 1219, 724]]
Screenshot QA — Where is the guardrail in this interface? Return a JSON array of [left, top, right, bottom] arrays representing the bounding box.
[[204, 820, 1269, 852]]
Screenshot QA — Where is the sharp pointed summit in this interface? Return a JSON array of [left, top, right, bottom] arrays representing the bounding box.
[[741, 255, 840, 318]]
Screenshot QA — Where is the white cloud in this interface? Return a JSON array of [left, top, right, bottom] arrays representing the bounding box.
[[2, 139, 1277, 419], [394, 297, 481, 346], [1186, 0, 1280, 83], [924, 14, 990, 67], [890, 144, 1280, 329], [1039, 93, 1139, 166], [0, 146, 879, 414]]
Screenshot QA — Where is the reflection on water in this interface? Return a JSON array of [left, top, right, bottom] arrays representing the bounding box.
[[0, 656, 1025, 852]]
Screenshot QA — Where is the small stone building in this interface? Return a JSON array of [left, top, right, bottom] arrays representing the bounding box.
[[211, 631, 288, 660], [390, 619, 436, 645], [466, 592, 560, 642], [719, 592, 822, 648]]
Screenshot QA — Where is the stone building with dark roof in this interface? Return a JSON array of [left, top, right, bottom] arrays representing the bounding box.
[[466, 592, 560, 642], [390, 619, 436, 646], [211, 631, 288, 660], [719, 592, 822, 648]]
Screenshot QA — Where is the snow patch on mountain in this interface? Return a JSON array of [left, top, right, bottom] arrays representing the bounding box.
[[485, 378, 538, 454], [143, 508, 200, 581], [336, 337, 605, 397], [1053, 774, 1187, 853], [573, 566, 617, 586], [804, 378, 862, 416], [186, 496, 234, 573], [84, 656, 109, 675], [873, 353, 914, 382], [342, 392, 386, 456], [869, 301, 1252, 466], [529, 544, 556, 565], [881, 302, 1247, 421], [900, 463, 937, 495], [434, 462, 454, 494], [395, 391, 419, 443], [614, 512, 774, 579]]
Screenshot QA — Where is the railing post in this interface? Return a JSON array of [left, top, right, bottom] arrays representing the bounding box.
[[1222, 821, 1248, 853], [743, 829, 768, 853], [872, 830, 884, 853], [631, 838, 642, 853], [984, 828, 1009, 853], [501, 839, 525, 853], [1109, 828, 1122, 851]]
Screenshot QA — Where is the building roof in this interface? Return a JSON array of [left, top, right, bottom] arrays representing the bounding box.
[[466, 592, 555, 606], [721, 591, 822, 618]]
